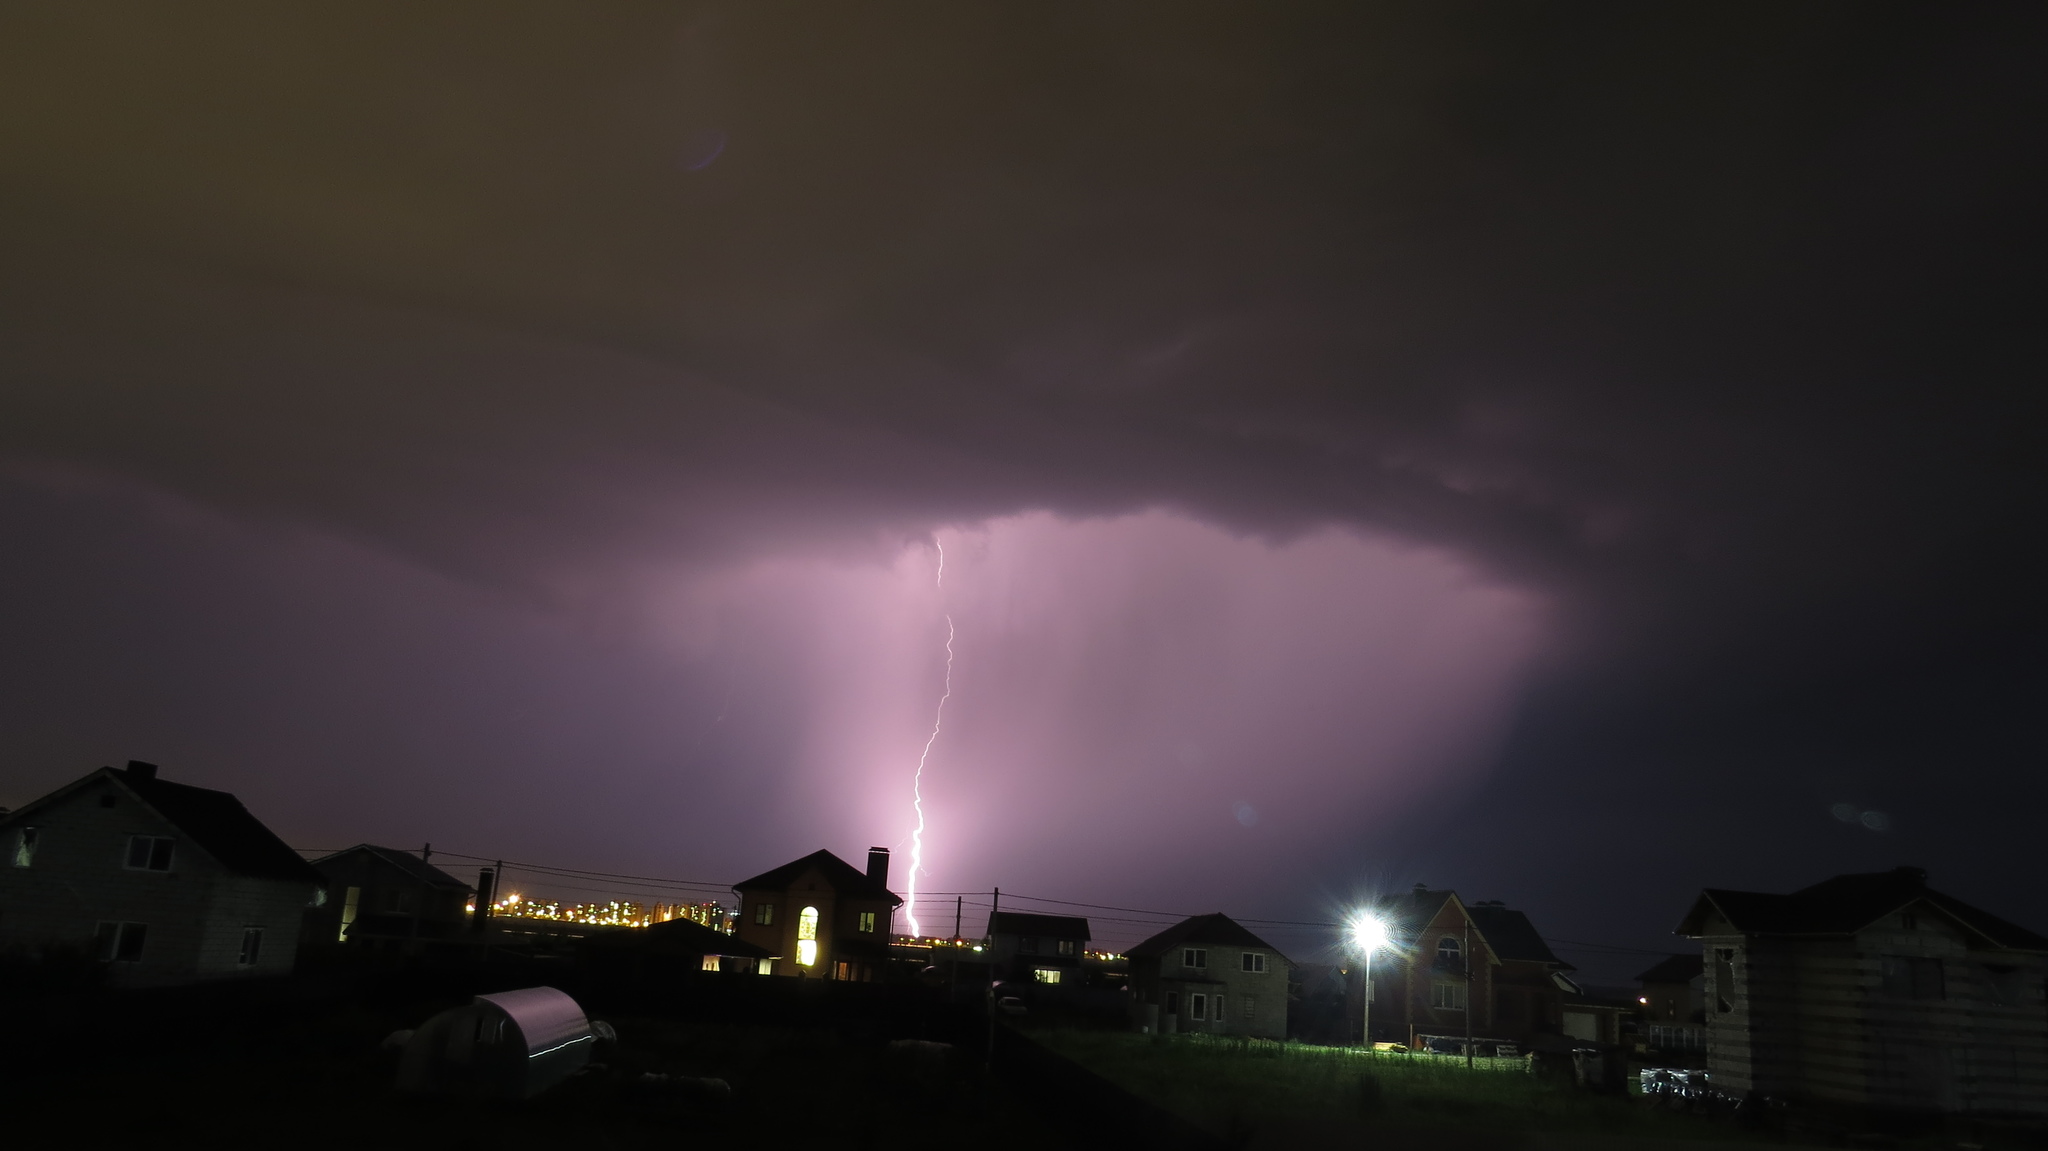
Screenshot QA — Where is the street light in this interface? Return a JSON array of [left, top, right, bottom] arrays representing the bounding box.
[[1352, 913, 1390, 1052]]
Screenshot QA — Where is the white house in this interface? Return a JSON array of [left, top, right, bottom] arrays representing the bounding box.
[[0, 760, 325, 986]]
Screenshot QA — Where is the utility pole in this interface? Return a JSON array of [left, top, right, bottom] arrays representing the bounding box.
[[1463, 916, 1474, 1069], [986, 887, 1000, 1073], [951, 895, 963, 1002]]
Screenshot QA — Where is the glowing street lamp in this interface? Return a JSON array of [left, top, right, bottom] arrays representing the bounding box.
[[1352, 913, 1390, 1051]]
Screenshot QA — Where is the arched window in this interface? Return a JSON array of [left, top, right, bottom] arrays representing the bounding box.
[[797, 906, 820, 967], [1438, 936, 1462, 964]]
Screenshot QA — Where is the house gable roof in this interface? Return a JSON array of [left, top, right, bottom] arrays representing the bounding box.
[[583, 915, 776, 959], [1390, 888, 1506, 967], [314, 844, 473, 891], [1128, 913, 1288, 963], [4, 763, 322, 886], [1465, 904, 1566, 966], [733, 848, 903, 906], [988, 911, 1091, 941], [1676, 868, 2048, 952]]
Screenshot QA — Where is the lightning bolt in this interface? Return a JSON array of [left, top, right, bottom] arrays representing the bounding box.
[[905, 540, 951, 938]]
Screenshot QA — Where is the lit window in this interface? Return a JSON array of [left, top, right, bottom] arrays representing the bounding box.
[[1429, 980, 1467, 1009], [10, 827, 36, 868], [1243, 995, 1257, 1020], [1182, 948, 1207, 969], [1437, 936, 1461, 964], [754, 902, 775, 926], [124, 835, 174, 872], [94, 921, 147, 962], [1034, 968, 1062, 984], [1241, 952, 1265, 973], [238, 928, 263, 966], [835, 960, 852, 980], [702, 955, 721, 972], [1189, 993, 1207, 1020], [797, 906, 820, 967], [339, 886, 360, 942], [858, 911, 876, 933]]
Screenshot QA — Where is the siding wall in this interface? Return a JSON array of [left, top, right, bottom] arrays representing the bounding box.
[[0, 775, 311, 986], [1699, 910, 2048, 1117]]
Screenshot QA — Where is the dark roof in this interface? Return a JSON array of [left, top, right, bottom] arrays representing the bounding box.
[[1465, 904, 1565, 966], [988, 911, 1090, 941], [733, 848, 902, 906], [1677, 868, 2048, 952], [1635, 953, 1704, 985], [102, 767, 323, 885], [583, 916, 775, 958], [314, 844, 472, 891], [1128, 913, 1287, 963]]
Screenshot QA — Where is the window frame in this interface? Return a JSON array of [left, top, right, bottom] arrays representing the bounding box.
[[1182, 947, 1208, 970], [94, 920, 148, 962], [1189, 992, 1208, 1021], [857, 910, 876, 933], [1437, 935, 1462, 964], [124, 835, 175, 872], [10, 826, 37, 868], [1429, 979, 1468, 1010], [1241, 951, 1266, 973], [753, 901, 775, 926], [1033, 967, 1062, 984], [1057, 939, 1077, 956], [238, 927, 264, 967]]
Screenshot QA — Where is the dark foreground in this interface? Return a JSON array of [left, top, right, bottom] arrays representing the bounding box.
[[2, 962, 2039, 1150]]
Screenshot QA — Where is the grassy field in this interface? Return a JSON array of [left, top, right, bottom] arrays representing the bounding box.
[[1031, 1029, 1796, 1149]]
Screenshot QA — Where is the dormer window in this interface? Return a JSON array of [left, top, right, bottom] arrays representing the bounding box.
[[1438, 936, 1462, 964]]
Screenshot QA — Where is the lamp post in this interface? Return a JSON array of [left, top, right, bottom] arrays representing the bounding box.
[[1352, 914, 1389, 1051]]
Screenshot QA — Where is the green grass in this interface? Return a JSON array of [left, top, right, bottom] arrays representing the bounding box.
[[1031, 1029, 1788, 1147]]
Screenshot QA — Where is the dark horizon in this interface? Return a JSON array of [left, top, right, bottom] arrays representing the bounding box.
[[3, 2, 2045, 985]]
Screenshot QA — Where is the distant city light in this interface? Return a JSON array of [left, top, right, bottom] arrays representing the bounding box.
[[486, 894, 732, 931]]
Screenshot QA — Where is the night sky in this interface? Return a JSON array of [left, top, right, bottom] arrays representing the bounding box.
[[3, 3, 2044, 974]]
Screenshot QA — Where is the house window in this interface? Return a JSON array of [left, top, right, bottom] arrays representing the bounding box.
[[754, 902, 775, 926], [1437, 936, 1462, 964], [1165, 991, 1179, 1015], [1018, 936, 1039, 954], [238, 928, 264, 966], [1242, 995, 1257, 1020], [796, 906, 819, 967], [834, 960, 853, 980], [339, 886, 361, 942], [383, 888, 416, 914], [1182, 947, 1207, 970], [11, 827, 37, 868], [1189, 993, 1208, 1021], [94, 921, 148, 962], [1241, 952, 1265, 973], [1058, 939, 1077, 956], [1881, 956, 1944, 1000], [1034, 968, 1062, 984], [124, 835, 174, 871], [858, 911, 876, 933], [702, 955, 721, 972], [1713, 948, 1737, 1013], [1429, 980, 1467, 1009]]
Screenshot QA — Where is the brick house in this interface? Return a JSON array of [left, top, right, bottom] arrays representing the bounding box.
[[1127, 913, 1289, 1039], [986, 910, 1091, 986], [1359, 886, 1575, 1054], [0, 761, 325, 986], [304, 843, 474, 950], [731, 847, 900, 980], [1677, 867, 2048, 1117]]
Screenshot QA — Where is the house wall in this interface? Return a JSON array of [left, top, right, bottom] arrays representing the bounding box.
[[1699, 910, 2048, 1118], [1141, 942, 1288, 1039], [0, 775, 310, 986], [1402, 901, 1496, 1045], [305, 850, 470, 945]]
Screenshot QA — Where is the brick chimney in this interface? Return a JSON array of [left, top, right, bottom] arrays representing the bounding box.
[[867, 846, 890, 889]]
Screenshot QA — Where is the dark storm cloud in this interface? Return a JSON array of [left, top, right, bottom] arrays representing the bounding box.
[[2, 3, 2044, 958]]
